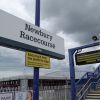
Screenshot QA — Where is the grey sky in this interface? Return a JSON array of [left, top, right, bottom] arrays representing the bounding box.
[[0, 0, 100, 76], [41, 0, 100, 44]]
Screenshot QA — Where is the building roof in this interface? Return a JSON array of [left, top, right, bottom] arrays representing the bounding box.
[[0, 70, 88, 81], [0, 71, 67, 81], [43, 70, 86, 79]]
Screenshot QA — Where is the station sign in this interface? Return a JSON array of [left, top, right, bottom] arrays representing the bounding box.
[[25, 52, 50, 68], [75, 50, 100, 65], [0, 10, 65, 59]]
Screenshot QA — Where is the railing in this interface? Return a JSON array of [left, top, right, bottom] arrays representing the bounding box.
[[76, 72, 93, 93], [94, 74, 100, 89], [77, 75, 100, 100], [76, 65, 100, 100], [78, 82, 92, 100], [76, 78, 92, 100]]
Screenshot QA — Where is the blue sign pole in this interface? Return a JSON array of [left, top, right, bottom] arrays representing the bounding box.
[[69, 42, 100, 100], [68, 49, 76, 100], [33, 0, 40, 100]]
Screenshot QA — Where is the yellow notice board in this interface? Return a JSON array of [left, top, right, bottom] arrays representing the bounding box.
[[25, 52, 50, 69]]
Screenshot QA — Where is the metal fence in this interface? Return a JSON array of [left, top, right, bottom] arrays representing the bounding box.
[[0, 85, 71, 100], [0, 79, 71, 100], [39, 85, 70, 100]]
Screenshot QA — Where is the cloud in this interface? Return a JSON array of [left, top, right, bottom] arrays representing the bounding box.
[[0, 0, 100, 76], [41, 0, 100, 44], [0, 0, 34, 23], [0, 47, 33, 70]]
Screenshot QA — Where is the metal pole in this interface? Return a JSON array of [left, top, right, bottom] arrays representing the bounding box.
[[33, 0, 40, 100], [68, 49, 76, 100]]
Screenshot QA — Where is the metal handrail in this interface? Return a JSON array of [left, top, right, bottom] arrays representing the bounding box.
[[76, 65, 100, 100], [77, 77, 91, 96], [97, 77, 100, 83], [77, 73, 100, 100], [78, 83, 92, 100], [75, 73, 88, 85], [96, 76, 100, 88], [94, 65, 100, 73], [76, 65, 100, 86], [81, 77, 100, 100]]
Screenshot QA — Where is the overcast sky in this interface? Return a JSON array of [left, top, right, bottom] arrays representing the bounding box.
[[0, 0, 100, 77]]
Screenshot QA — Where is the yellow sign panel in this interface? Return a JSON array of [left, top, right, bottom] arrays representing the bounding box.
[[75, 50, 100, 65], [25, 52, 50, 69]]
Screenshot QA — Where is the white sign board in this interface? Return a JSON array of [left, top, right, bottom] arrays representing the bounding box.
[[0, 10, 65, 59], [0, 93, 12, 100]]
